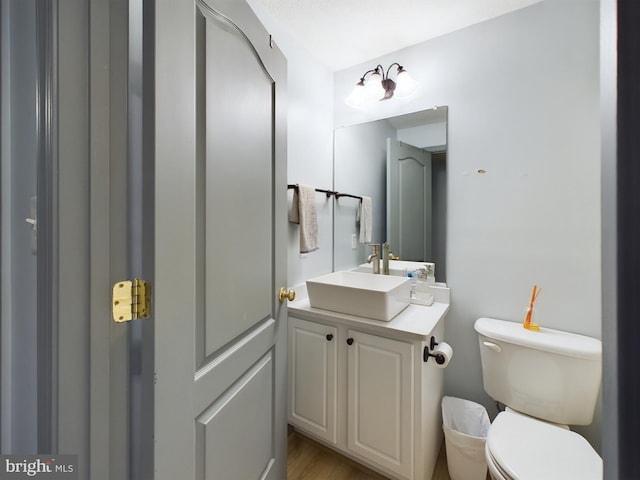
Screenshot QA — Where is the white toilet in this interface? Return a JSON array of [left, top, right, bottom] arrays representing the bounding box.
[[474, 317, 603, 480]]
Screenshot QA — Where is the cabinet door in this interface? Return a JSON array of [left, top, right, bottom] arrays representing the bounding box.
[[347, 330, 414, 479], [288, 317, 338, 444]]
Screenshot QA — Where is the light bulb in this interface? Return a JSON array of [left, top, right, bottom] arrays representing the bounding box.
[[364, 70, 385, 100], [345, 80, 367, 108], [394, 67, 418, 98]]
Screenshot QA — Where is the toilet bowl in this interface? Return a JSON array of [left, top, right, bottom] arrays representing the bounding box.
[[474, 317, 603, 480], [484, 411, 602, 480]]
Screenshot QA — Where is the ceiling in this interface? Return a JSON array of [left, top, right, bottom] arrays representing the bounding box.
[[251, 0, 543, 71]]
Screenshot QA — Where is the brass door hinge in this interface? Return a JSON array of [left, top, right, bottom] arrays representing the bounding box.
[[112, 279, 152, 323]]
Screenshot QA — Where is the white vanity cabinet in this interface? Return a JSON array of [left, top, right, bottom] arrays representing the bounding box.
[[288, 296, 449, 480], [288, 316, 338, 444], [346, 329, 414, 479]]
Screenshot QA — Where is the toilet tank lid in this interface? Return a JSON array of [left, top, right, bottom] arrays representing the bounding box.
[[474, 317, 601, 360]]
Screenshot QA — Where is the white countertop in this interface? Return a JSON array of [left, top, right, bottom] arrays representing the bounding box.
[[288, 297, 449, 340]]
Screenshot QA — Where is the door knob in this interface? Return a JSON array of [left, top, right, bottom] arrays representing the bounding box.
[[278, 287, 296, 302], [346, 338, 354, 345], [326, 334, 334, 341]]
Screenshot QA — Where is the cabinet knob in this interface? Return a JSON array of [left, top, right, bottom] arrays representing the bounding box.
[[346, 337, 354, 345], [326, 334, 334, 341]]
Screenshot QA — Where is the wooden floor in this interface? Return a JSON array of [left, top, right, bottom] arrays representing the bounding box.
[[287, 430, 452, 480]]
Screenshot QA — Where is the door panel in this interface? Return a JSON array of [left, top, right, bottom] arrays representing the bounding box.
[[387, 139, 432, 262], [196, 352, 274, 480], [193, 320, 276, 413], [153, 0, 287, 478], [197, 1, 274, 360]]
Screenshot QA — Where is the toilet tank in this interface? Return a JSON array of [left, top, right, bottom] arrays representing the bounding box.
[[474, 317, 602, 425]]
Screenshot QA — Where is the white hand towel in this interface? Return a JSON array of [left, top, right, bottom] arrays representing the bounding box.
[[358, 196, 372, 244], [289, 184, 319, 253]]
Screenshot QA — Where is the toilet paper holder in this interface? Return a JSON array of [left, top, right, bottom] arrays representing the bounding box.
[[423, 336, 446, 364]]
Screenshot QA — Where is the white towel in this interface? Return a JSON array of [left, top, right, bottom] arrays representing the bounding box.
[[289, 184, 319, 253], [357, 196, 372, 244]]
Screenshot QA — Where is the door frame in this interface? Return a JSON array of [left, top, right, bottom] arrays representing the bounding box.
[[54, 0, 130, 477]]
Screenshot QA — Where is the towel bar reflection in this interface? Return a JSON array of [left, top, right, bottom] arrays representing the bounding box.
[[287, 184, 362, 202], [335, 192, 363, 202], [287, 184, 336, 198]]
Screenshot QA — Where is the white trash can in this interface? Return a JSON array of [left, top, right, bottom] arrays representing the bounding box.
[[441, 396, 491, 480]]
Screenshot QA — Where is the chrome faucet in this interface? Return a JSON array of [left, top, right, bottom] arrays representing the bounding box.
[[366, 243, 381, 274], [382, 243, 390, 275]]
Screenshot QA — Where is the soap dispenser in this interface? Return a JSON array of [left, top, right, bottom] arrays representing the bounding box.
[[412, 264, 435, 306], [424, 263, 436, 285]]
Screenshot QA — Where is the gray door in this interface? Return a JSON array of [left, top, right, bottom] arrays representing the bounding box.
[[1, 0, 41, 453], [2, 3, 130, 476], [387, 138, 433, 261], [152, 1, 288, 478]]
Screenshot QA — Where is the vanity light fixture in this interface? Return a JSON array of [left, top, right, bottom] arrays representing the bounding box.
[[345, 63, 418, 108]]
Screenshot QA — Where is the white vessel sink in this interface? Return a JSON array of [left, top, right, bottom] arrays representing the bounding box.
[[306, 271, 411, 321], [355, 260, 429, 277]]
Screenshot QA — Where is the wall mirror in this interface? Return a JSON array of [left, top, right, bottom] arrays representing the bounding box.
[[333, 106, 447, 281]]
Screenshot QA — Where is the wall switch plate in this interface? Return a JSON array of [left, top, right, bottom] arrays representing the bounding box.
[[351, 233, 357, 249]]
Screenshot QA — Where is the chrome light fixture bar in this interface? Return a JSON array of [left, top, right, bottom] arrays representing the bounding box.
[[346, 63, 418, 108]]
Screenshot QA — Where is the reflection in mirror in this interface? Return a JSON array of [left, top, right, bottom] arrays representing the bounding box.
[[333, 107, 447, 282]]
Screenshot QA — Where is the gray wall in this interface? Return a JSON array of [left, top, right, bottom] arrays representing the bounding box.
[[335, 0, 602, 450], [249, 0, 336, 288], [253, 0, 602, 451]]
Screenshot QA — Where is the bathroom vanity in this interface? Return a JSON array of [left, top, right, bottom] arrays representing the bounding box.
[[287, 285, 450, 480]]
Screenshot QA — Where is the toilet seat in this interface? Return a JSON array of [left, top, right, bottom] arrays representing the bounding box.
[[485, 443, 510, 480], [486, 411, 602, 480]]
